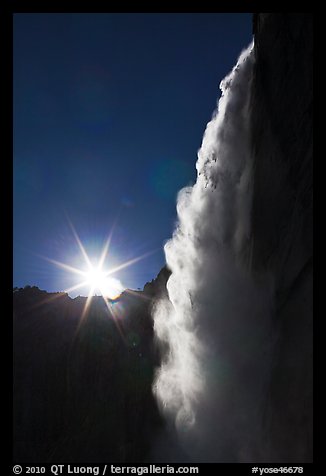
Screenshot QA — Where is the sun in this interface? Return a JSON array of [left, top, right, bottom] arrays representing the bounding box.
[[83, 265, 124, 300], [40, 218, 157, 335], [44, 218, 154, 319]]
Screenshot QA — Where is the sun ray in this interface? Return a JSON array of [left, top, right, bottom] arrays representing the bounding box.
[[42, 256, 86, 277], [105, 249, 157, 277], [27, 290, 69, 312], [98, 233, 112, 270], [98, 215, 120, 270], [102, 295, 127, 344], [64, 280, 89, 294], [75, 288, 94, 333], [67, 217, 93, 269]]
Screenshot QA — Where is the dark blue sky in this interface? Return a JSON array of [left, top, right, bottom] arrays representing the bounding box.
[[14, 13, 252, 295]]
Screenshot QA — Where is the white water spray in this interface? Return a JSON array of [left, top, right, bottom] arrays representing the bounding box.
[[153, 42, 274, 462]]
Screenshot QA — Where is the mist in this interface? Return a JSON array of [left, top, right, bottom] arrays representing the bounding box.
[[153, 42, 275, 462]]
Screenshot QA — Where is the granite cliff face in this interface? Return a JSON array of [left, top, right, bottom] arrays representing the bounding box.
[[251, 13, 313, 461]]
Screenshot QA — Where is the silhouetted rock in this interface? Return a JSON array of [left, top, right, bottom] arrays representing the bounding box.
[[143, 266, 171, 297], [250, 13, 313, 462], [13, 268, 169, 463]]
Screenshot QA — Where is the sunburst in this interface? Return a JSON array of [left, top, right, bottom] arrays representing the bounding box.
[[43, 219, 154, 324]]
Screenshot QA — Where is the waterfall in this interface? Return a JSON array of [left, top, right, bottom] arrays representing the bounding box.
[[153, 41, 274, 462]]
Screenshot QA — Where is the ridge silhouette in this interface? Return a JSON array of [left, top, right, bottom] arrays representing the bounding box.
[[13, 268, 170, 462]]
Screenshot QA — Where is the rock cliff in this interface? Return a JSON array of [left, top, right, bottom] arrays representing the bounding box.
[[251, 13, 313, 462]]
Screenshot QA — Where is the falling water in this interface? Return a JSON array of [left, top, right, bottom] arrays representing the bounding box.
[[153, 41, 274, 462]]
